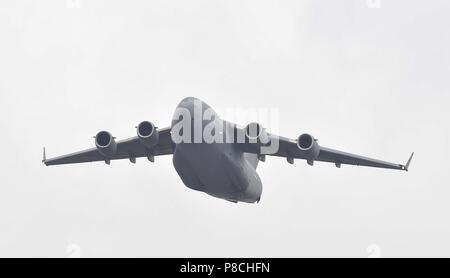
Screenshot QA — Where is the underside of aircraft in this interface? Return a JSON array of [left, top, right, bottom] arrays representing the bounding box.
[[43, 97, 413, 203]]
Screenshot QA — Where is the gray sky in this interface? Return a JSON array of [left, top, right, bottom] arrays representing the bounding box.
[[0, 0, 449, 257]]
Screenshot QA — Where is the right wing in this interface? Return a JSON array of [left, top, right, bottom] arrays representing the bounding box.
[[315, 147, 413, 171], [234, 124, 413, 171], [43, 127, 173, 166], [267, 135, 413, 171]]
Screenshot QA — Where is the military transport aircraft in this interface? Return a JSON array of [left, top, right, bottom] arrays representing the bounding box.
[[43, 97, 413, 203]]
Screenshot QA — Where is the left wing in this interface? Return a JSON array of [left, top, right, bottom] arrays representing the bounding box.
[[43, 126, 173, 166]]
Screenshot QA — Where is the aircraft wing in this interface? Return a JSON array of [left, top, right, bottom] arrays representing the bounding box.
[[238, 127, 413, 171], [43, 127, 173, 166], [313, 146, 413, 170]]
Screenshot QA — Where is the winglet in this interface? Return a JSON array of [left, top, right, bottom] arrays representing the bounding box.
[[42, 147, 47, 164], [403, 152, 414, 171]]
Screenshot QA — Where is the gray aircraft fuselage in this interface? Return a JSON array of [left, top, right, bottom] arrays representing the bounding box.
[[171, 97, 262, 203], [43, 97, 412, 203]]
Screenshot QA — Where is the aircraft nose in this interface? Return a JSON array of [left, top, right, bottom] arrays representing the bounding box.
[[173, 97, 213, 124], [177, 97, 212, 113], [177, 97, 197, 112], [180, 97, 199, 104]]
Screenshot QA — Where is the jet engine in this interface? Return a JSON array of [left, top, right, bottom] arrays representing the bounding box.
[[297, 133, 320, 160], [95, 131, 117, 157], [137, 121, 159, 149]]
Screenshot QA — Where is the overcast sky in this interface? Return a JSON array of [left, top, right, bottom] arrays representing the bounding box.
[[0, 0, 449, 257]]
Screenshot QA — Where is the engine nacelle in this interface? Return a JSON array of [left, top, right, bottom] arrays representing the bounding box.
[[137, 121, 159, 149], [297, 133, 320, 160], [95, 131, 117, 157], [245, 122, 270, 145]]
